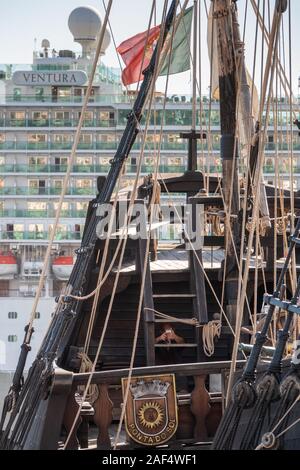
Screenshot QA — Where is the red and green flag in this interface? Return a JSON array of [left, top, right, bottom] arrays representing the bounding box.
[[117, 6, 193, 86]]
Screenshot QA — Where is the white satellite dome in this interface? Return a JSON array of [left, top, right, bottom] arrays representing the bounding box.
[[68, 6, 102, 41], [41, 39, 50, 49], [68, 6, 102, 57]]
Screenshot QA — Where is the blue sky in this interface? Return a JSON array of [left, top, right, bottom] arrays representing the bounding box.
[[0, 0, 299, 95]]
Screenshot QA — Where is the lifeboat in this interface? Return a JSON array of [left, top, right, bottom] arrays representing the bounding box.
[[22, 261, 44, 277], [0, 252, 18, 278], [52, 256, 74, 280]]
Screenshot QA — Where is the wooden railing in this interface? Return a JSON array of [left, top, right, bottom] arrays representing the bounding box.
[[56, 360, 247, 450]]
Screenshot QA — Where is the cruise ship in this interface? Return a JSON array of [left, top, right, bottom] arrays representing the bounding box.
[[0, 5, 298, 409]]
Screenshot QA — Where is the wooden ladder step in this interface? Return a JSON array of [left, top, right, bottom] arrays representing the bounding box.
[[155, 343, 198, 348], [154, 318, 195, 323], [153, 294, 196, 298]]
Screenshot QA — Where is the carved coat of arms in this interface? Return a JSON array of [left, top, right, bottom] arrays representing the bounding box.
[[122, 374, 178, 446]]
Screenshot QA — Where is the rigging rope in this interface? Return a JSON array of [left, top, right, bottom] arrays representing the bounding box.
[[77, 353, 99, 404], [144, 307, 200, 326], [202, 320, 222, 357], [255, 394, 300, 450], [226, 0, 285, 402]]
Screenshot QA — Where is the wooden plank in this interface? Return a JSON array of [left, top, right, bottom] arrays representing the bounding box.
[[154, 319, 194, 323], [155, 344, 198, 348], [74, 360, 247, 385], [191, 375, 210, 441], [93, 384, 113, 450], [153, 294, 196, 298]]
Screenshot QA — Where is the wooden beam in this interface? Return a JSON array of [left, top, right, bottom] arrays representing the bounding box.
[[191, 375, 210, 441], [74, 360, 247, 385], [93, 384, 113, 450]]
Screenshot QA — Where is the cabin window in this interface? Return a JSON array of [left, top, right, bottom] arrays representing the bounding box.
[[29, 224, 44, 233], [100, 111, 114, 123], [32, 111, 48, 121], [99, 111, 109, 121], [57, 88, 71, 99], [28, 134, 47, 143], [79, 134, 92, 144], [54, 156, 68, 166], [29, 179, 46, 190], [77, 156, 92, 165], [53, 134, 71, 143], [145, 134, 161, 144], [10, 111, 25, 121], [98, 134, 115, 142], [8, 312, 18, 319], [8, 335, 18, 342], [99, 157, 110, 165], [35, 312, 41, 319], [27, 201, 47, 211], [48, 224, 68, 239], [168, 157, 182, 166], [29, 156, 47, 166], [74, 88, 82, 97], [53, 179, 63, 190], [76, 179, 92, 188], [53, 202, 69, 212], [76, 202, 88, 211], [78, 111, 93, 121], [55, 111, 70, 119]]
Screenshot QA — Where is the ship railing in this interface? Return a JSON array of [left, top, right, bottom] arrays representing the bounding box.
[[0, 288, 47, 298], [0, 186, 96, 196], [1, 139, 300, 152], [0, 141, 219, 152], [42, 360, 246, 450], [0, 231, 82, 241], [0, 119, 117, 128], [0, 209, 87, 218]]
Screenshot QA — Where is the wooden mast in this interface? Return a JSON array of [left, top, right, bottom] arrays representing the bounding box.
[[213, 0, 240, 319], [180, 1, 205, 175]]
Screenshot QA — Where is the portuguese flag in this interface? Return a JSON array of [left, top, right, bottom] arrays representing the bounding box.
[[117, 7, 193, 86]]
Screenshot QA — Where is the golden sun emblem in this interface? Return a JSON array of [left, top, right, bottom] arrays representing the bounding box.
[[138, 401, 164, 429]]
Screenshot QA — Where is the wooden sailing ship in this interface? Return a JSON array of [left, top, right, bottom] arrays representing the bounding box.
[[1, 0, 300, 450]]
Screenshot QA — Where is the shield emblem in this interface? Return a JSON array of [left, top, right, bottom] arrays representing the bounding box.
[[122, 374, 178, 446]]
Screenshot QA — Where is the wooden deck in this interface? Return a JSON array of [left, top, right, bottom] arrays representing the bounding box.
[[116, 247, 295, 275], [118, 248, 224, 273]]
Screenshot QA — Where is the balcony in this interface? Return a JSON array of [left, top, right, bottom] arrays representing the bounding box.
[[0, 231, 82, 241], [0, 164, 111, 173], [0, 187, 96, 196], [0, 119, 116, 128], [0, 141, 119, 151], [0, 209, 87, 218], [0, 139, 223, 153]]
